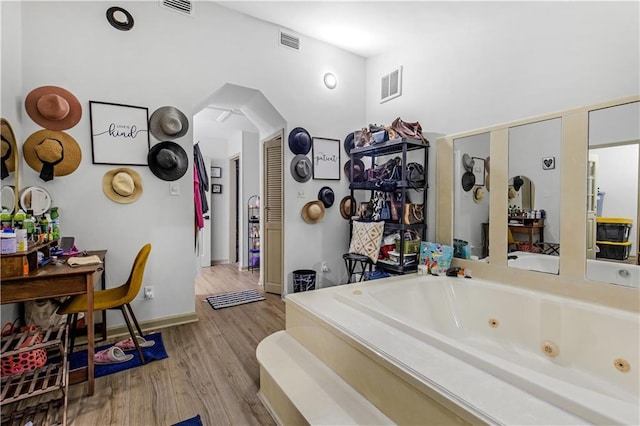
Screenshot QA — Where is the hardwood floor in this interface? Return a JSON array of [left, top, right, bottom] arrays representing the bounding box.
[[67, 264, 285, 425]]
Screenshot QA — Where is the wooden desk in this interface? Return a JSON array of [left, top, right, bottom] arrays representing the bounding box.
[[508, 220, 544, 244], [1, 250, 106, 397]]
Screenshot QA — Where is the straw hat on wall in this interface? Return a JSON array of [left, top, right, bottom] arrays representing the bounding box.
[[102, 168, 143, 203]]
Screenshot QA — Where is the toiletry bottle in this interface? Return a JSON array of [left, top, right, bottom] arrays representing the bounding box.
[[50, 207, 60, 240], [0, 209, 12, 230], [39, 215, 49, 242], [12, 209, 26, 229], [44, 213, 53, 242], [25, 212, 35, 241]]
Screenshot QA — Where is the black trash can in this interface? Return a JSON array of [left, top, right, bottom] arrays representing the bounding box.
[[293, 269, 316, 293]]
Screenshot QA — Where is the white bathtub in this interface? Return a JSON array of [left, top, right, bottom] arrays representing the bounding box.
[[508, 250, 559, 274], [335, 276, 640, 425], [587, 259, 640, 288]]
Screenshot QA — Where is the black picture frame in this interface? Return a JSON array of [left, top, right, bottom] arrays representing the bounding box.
[[211, 166, 222, 178], [89, 101, 150, 165], [212, 184, 222, 194], [471, 156, 485, 186], [312, 137, 340, 180]]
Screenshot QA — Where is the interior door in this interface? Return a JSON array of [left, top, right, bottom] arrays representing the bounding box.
[[263, 134, 283, 294]]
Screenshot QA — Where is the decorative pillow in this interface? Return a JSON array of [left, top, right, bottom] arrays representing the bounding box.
[[348, 221, 385, 263]]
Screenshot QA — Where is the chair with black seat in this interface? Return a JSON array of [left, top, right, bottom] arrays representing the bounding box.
[[58, 243, 152, 363]]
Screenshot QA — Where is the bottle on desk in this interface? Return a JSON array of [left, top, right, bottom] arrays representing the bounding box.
[[23, 256, 29, 276]]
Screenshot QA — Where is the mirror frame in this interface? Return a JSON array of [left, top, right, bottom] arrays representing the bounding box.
[[1, 118, 20, 214], [436, 95, 640, 313], [20, 186, 52, 216]]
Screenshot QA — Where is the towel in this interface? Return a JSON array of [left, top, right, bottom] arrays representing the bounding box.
[[67, 255, 103, 267]]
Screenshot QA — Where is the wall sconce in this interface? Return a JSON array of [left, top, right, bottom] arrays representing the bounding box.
[[323, 73, 337, 89]]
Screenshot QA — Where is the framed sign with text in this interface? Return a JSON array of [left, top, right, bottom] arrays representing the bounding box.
[[312, 137, 340, 180], [90, 101, 150, 165]]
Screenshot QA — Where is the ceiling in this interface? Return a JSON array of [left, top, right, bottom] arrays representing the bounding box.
[[215, 1, 530, 58], [202, 1, 533, 136]]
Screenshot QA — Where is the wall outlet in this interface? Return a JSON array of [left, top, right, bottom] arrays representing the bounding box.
[[144, 286, 154, 299], [321, 261, 329, 272]]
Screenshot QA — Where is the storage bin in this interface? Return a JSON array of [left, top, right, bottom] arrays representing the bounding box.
[[596, 217, 632, 242], [292, 269, 316, 292], [596, 240, 632, 261], [395, 238, 421, 254]]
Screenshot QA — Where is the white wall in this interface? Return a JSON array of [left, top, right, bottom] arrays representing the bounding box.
[[11, 1, 366, 324], [366, 1, 638, 251]]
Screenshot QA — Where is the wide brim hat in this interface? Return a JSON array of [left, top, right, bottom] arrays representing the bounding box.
[[25, 85, 82, 131], [485, 156, 490, 173], [288, 127, 311, 155], [301, 200, 325, 224], [102, 167, 143, 203], [149, 106, 189, 140], [508, 186, 517, 199], [147, 141, 188, 181], [1, 118, 17, 176], [473, 186, 485, 203], [343, 132, 355, 157], [339, 196, 355, 220], [486, 173, 490, 192], [462, 153, 474, 172], [106, 6, 134, 31], [23, 129, 82, 179], [290, 154, 312, 182], [318, 186, 335, 208], [344, 158, 365, 183], [461, 171, 475, 192], [513, 176, 524, 192]]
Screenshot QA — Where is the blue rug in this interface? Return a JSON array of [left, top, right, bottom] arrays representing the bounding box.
[[67, 333, 168, 378], [172, 415, 203, 426]]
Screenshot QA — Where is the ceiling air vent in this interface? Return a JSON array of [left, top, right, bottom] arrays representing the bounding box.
[[160, 0, 193, 16], [381, 66, 403, 103], [279, 30, 300, 51]]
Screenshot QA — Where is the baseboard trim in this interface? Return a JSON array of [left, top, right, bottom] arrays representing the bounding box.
[[211, 259, 229, 265], [106, 312, 198, 339]]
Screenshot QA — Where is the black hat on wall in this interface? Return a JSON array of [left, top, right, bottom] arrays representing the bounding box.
[[288, 127, 312, 155], [147, 141, 188, 181], [317, 186, 335, 208]]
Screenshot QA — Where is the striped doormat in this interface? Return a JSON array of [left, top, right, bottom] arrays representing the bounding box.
[[204, 289, 265, 310]]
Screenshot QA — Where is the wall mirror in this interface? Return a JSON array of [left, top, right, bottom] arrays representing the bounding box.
[[1, 185, 16, 213], [453, 132, 490, 260], [508, 118, 561, 274], [586, 100, 639, 288], [20, 186, 52, 216]]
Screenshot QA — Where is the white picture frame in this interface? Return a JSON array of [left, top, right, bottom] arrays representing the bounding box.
[[312, 137, 340, 180]]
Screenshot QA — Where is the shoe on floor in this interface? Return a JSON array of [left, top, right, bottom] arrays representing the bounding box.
[[114, 335, 155, 351], [95, 346, 134, 364]]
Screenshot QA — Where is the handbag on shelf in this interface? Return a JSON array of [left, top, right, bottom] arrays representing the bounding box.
[[391, 117, 430, 145], [404, 203, 424, 225], [369, 191, 386, 221], [389, 191, 402, 222]]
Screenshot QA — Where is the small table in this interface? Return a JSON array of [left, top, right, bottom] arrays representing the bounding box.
[[508, 220, 545, 244], [1, 250, 107, 397]]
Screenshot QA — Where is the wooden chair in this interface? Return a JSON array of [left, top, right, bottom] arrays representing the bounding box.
[[58, 243, 152, 363]]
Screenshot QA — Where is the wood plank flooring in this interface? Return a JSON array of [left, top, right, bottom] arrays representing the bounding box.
[[67, 264, 285, 426]]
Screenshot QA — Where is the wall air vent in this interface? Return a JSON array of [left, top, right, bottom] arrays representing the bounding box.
[[380, 66, 403, 103], [160, 0, 193, 16], [279, 30, 300, 51]]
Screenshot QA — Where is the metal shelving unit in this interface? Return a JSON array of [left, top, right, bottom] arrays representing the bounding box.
[[248, 195, 260, 272], [349, 137, 429, 274]]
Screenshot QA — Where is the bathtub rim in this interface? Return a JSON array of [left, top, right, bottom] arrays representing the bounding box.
[[285, 277, 595, 425], [333, 276, 639, 424]]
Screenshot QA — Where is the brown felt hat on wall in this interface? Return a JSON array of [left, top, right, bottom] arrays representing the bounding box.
[[339, 196, 355, 220], [102, 168, 143, 203], [25, 86, 82, 130], [23, 129, 82, 181]]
